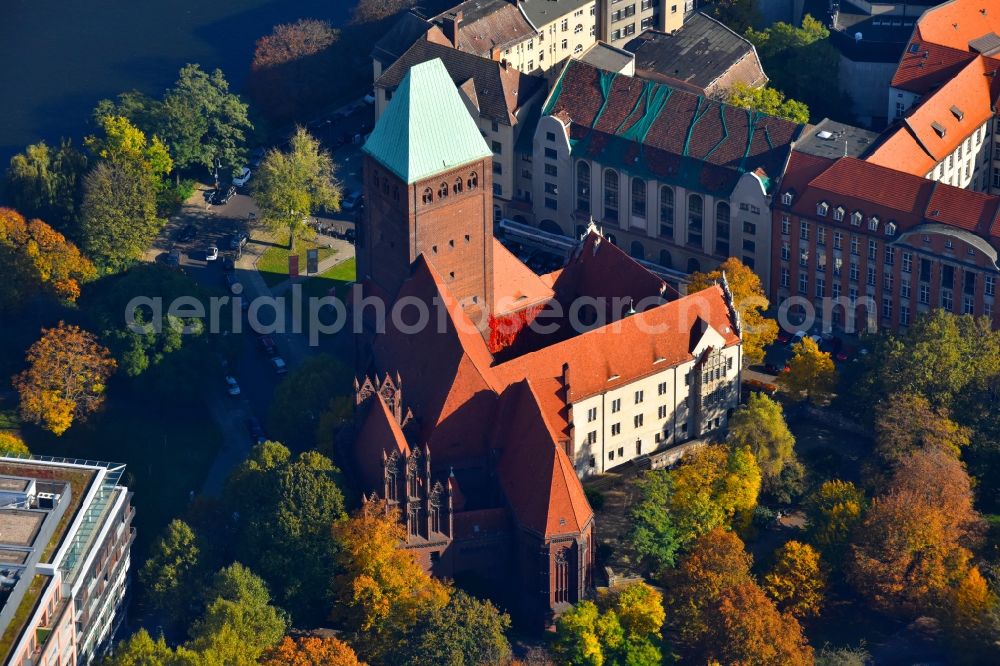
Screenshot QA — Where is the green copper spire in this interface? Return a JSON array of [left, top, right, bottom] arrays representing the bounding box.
[[363, 58, 492, 184]]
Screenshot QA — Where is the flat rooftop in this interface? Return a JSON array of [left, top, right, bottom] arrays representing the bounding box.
[[794, 118, 881, 160], [0, 479, 31, 493], [577, 42, 634, 73], [0, 511, 44, 548]]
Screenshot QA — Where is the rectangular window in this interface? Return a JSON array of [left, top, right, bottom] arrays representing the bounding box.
[[634, 414, 644, 428], [658, 405, 667, 419], [850, 262, 859, 282], [851, 235, 859, 255], [832, 281, 841, 298], [901, 304, 910, 326], [868, 239, 878, 261], [902, 252, 912, 272], [586, 431, 597, 444], [798, 272, 808, 294], [833, 231, 843, 250], [867, 266, 876, 286], [781, 267, 790, 288], [545, 131, 555, 142], [657, 381, 667, 396], [544, 182, 557, 195], [781, 217, 790, 235], [963, 294, 975, 314], [901, 277, 911, 299], [942, 289, 954, 310], [919, 283, 930, 304], [920, 258, 932, 282], [587, 407, 597, 422], [544, 197, 557, 210], [986, 275, 995, 296], [882, 296, 892, 320], [544, 147, 557, 159], [544, 163, 558, 177], [611, 398, 621, 413], [817, 226, 826, 245], [816, 276, 825, 298], [883, 273, 893, 292], [611, 423, 621, 436], [634, 390, 644, 404], [781, 243, 790, 261], [885, 246, 895, 266], [942, 264, 954, 289], [743, 221, 756, 234], [800, 221, 809, 241]]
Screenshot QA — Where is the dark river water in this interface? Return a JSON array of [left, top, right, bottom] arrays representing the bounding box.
[[0, 0, 353, 165]]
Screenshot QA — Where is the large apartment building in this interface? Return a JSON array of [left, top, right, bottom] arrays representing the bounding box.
[[599, 0, 693, 47], [773, 152, 1000, 333], [522, 59, 802, 292], [872, 0, 1000, 192], [0, 457, 133, 666]]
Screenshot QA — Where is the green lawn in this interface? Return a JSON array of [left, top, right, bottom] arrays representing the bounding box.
[[256, 232, 338, 287], [299, 257, 357, 300]]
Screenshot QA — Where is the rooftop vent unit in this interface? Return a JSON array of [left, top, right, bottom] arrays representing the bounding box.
[[817, 130, 834, 140], [36, 492, 60, 510], [931, 121, 947, 137]]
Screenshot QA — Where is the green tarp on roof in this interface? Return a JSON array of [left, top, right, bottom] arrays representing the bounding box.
[[363, 58, 491, 184]]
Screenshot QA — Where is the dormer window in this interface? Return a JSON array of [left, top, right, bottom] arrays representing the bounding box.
[[833, 206, 845, 222], [851, 211, 863, 226], [885, 221, 896, 236], [950, 105, 964, 121], [816, 201, 829, 217], [931, 121, 947, 138], [781, 191, 793, 205], [868, 216, 879, 231]]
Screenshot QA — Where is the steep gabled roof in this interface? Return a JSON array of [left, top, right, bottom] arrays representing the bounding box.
[[372, 11, 432, 65], [493, 239, 556, 314], [912, 0, 1000, 53], [432, 0, 536, 56], [891, 36, 976, 93], [495, 380, 593, 538], [364, 58, 492, 184], [544, 59, 802, 196], [354, 392, 410, 489], [376, 39, 544, 126]]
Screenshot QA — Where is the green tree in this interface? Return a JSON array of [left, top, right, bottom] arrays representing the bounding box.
[[669, 444, 761, 541], [79, 156, 161, 272], [805, 479, 865, 562], [746, 15, 852, 122], [779, 336, 837, 402], [687, 258, 777, 367], [87, 115, 173, 180], [727, 392, 795, 484], [139, 519, 204, 628], [252, 127, 340, 249], [160, 64, 252, 176], [630, 469, 683, 571], [102, 629, 198, 665], [3, 139, 88, 234], [706, 0, 761, 34], [267, 354, 350, 449], [727, 83, 809, 123], [397, 590, 512, 666], [224, 442, 346, 624], [187, 563, 287, 665]]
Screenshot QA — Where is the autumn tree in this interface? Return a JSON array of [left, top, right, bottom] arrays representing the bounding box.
[[848, 449, 983, 616], [331, 501, 449, 663], [779, 336, 837, 402], [669, 444, 761, 539], [687, 257, 777, 366], [397, 590, 512, 666], [763, 540, 826, 618], [160, 65, 252, 176], [874, 392, 970, 463], [352, 0, 417, 24], [187, 563, 287, 665], [0, 208, 96, 311], [663, 528, 753, 647], [139, 519, 204, 629], [224, 442, 345, 623], [14, 322, 116, 435], [249, 20, 340, 123], [86, 115, 173, 180], [553, 581, 665, 666], [252, 127, 340, 249], [805, 479, 865, 562], [0, 432, 29, 457], [701, 582, 813, 665], [3, 139, 88, 233], [262, 636, 364, 666], [79, 155, 161, 271], [727, 392, 796, 485], [727, 83, 810, 123]]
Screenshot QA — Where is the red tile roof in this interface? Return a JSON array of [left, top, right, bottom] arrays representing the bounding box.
[[891, 37, 976, 93], [354, 392, 410, 489], [493, 239, 556, 314], [544, 60, 802, 196], [495, 380, 594, 538]]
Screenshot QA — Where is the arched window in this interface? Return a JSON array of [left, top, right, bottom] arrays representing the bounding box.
[[715, 201, 731, 256], [422, 188, 433, 204], [631, 177, 647, 218], [687, 194, 703, 248], [576, 161, 591, 213], [604, 169, 619, 222], [467, 172, 478, 190], [453, 177, 463, 194], [659, 186, 674, 239], [687, 257, 701, 273], [438, 182, 449, 198], [630, 240, 644, 260], [659, 249, 673, 269]]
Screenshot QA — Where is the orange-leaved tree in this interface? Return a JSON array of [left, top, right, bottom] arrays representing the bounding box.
[[763, 540, 826, 618], [0, 207, 95, 311], [262, 635, 364, 666], [13, 322, 116, 435]]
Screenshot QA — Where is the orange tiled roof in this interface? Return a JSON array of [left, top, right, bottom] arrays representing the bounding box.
[[493, 239, 556, 314], [354, 392, 410, 489], [912, 0, 1000, 53], [891, 36, 976, 93], [869, 56, 997, 174]]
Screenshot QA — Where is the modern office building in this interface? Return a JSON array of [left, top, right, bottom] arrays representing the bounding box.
[[0, 456, 133, 666]]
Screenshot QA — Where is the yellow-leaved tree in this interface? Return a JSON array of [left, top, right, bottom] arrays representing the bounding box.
[[763, 540, 826, 618], [688, 258, 777, 366], [779, 336, 837, 402]]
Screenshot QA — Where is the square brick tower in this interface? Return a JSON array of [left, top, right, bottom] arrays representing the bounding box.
[[358, 58, 495, 324]]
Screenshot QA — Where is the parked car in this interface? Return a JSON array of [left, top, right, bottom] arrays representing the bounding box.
[[232, 167, 252, 188], [177, 224, 197, 242], [211, 185, 237, 205], [165, 249, 181, 267], [222, 256, 235, 272], [229, 232, 249, 250], [258, 335, 277, 356], [342, 190, 363, 211], [790, 330, 807, 346], [344, 228, 356, 244], [271, 357, 288, 375], [206, 246, 219, 261], [245, 416, 267, 445], [225, 375, 241, 396]]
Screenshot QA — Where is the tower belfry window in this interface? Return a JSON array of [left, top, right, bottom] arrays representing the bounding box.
[[422, 188, 433, 204]]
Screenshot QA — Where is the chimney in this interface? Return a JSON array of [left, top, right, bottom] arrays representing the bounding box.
[[446, 10, 463, 49]]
